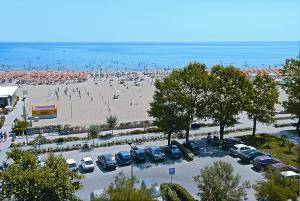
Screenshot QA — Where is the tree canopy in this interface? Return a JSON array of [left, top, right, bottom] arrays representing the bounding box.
[[245, 74, 279, 136], [194, 161, 250, 201], [0, 148, 82, 201], [207, 65, 252, 140], [106, 115, 118, 135], [95, 172, 154, 201], [88, 124, 100, 147], [148, 62, 209, 143], [254, 170, 299, 201], [281, 58, 300, 131]]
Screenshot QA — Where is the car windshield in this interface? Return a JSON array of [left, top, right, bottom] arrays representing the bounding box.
[[105, 156, 115, 162], [171, 146, 178, 150], [122, 154, 131, 160], [68, 163, 77, 168], [154, 149, 162, 155], [85, 160, 93, 165], [137, 151, 145, 156], [243, 150, 255, 155], [250, 152, 261, 157]]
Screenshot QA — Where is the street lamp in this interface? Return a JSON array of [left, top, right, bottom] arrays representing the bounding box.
[[21, 97, 28, 144], [128, 141, 134, 179]]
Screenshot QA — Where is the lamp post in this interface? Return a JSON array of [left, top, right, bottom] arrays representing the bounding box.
[[128, 141, 133, 179], [21, 97, 28, 144]]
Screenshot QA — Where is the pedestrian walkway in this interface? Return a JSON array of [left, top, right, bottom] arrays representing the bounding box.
[[0, 100, 24, 160]]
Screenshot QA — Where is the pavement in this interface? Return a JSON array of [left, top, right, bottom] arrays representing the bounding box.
[[0, 100, 299, 201]]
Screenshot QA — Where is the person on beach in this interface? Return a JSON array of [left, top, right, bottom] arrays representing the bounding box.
[[4, 132, 7, 141]]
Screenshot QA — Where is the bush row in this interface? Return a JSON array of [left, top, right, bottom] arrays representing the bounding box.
[[161, 183, 195, 201], [274, 123, 296, 128], [27, 135, 168, 154], [171, 140, 194, 161], [10, 126, 253, 149]]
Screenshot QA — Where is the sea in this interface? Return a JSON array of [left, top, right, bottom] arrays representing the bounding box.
[[0, 41, 299, 71]]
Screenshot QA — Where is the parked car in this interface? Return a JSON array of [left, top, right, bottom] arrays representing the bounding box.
[[280, 171, 300, 182], [130, 145, 147, 162], [229, 144, 256, 157], [270, 163, 299, 173], [141, 178, 163, 201], [145, 146, 166, 161], [239, 150, 271, 163], [98, 154, 117, 170], [221, 138, 244, 149], [165, 145, 182, 159], [66, 158, 78, 172], [253, 156, 281, 170], [183, 140, 201, 154], [81, 156, 95, 172], [115, 151, 132, 166]]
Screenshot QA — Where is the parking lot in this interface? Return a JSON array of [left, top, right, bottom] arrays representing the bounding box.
[[46, 138, 264, 201]]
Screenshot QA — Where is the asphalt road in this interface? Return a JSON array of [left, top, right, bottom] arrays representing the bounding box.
[[48, 139, 264, 201]]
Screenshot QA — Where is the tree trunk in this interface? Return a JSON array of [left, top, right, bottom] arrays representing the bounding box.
[[168, 132, 171, 145], [220, 124, 225, 140], [252, 117, 257, 136], [297, 116, 300, 131], [185, 128, 190, 142]]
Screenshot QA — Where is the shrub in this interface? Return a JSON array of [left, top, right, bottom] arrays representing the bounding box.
[[160, 183, 195, 201], [55, 138, 65, 143], [171, 140, 194, 161]]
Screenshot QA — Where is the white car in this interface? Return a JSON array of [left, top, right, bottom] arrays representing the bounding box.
[[280, 171, 300, 182], [66, 158, 78, 172], [229, 144, 256, 157], [81, 156, 95, 172]]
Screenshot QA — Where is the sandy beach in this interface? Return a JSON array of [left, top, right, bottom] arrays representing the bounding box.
[[0, 69, 286, 128], [15, 72, 159, 127]]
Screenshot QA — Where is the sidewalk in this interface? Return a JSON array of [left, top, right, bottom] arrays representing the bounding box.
[[1, 106, 299, 161], [0, 100, 24, 160]]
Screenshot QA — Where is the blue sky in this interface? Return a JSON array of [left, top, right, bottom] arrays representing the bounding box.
[[0, 0, 299, 42]]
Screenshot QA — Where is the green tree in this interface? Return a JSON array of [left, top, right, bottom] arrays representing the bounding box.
[[103, 172, 153, 201], [254, 170, 298, 201], [88, 124, 100, 147], [148, 62, 209, 143], [12, 120, 30, 136], [280, 134, 288, 147], [106, 115, 118, 135], [194, 161, 250, 201], [148, 73, 188, 145], [245, 74, 279, 136], [281, 58, 300, 131], [287, 141, 295, 153], [0, 148, 82, 201], [207, 65, 252, 140]]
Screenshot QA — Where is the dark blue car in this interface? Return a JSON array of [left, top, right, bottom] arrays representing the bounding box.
[[115, 151, 132, 166], [130, 146, 146, 162], [221, 138, 244, 149], [165, 145, 182, 159]]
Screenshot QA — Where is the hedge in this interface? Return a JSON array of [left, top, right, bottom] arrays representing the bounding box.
[[274, 123, 296, 128], [171, 140, 194, 161], [160, 183, 195, 201]]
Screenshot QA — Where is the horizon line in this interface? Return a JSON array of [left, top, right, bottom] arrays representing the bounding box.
[[0, 40, 299, 43]]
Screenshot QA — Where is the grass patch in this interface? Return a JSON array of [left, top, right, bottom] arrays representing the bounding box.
[[237, 134, 300, 168]]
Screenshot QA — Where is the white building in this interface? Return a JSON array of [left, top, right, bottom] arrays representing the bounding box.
[[0, 86, 18, 108]]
